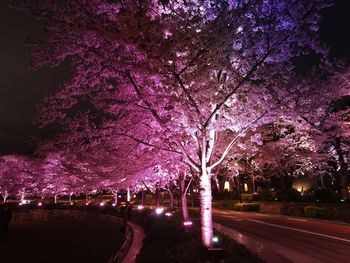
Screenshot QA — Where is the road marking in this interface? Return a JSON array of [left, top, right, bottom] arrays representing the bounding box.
[[287, 217, 308, 222], [255, 213, 270, 217], [247, 219, 350, 244]]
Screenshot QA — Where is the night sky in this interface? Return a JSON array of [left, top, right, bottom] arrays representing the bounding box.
[[0, 0, 349, 155]]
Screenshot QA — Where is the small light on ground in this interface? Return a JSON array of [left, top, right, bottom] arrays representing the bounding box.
[[85, 202, 89, 206], [38, 202, 43, 207], [183, 221, 193, 226], [155, 207, 164, 214], [112, 203, 116, 206], [165, 212, 172, 217], [137, 205, 144, 210], [70, 202, 74, 205], [213, 236, 219, 243], [99, 202, 105, 207]]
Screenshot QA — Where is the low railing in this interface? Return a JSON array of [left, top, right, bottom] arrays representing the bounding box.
[[108, 223, 134, 263]]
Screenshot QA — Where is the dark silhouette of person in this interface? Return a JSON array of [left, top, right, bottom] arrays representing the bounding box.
[[0, 204, 12, 240]]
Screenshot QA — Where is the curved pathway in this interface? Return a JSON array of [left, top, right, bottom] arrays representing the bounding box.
[[122, 221, 145, 263]]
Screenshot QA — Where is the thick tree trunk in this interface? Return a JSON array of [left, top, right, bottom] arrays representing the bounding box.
[[112, 189, 118, 204], [199, 166, 213, 247], [126, 187, 131, 202], [20, 189, 25, 203]]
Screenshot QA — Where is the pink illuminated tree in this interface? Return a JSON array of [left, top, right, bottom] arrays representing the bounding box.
[[0, 155, 40, 203], [14, 0, 334, 246]]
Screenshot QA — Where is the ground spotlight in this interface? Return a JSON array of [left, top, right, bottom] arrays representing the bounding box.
[[183, 221, 193, 226], [155, 207, 164, 214]]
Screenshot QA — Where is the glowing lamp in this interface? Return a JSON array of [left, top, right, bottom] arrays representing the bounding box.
[[99, 202, 105, 207], [183, 221, 193, 226], [38, 202, 43, 207], [85, 202, 89, 206], [70, 202, 74, 205], [137, 205, 144, 210], [165, 212, 172, 217], [155, 207, 164, 214], [213, 236, 219, 243], [112, 203, 116, 207]]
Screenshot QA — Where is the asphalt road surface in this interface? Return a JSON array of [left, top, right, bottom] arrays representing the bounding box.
[[198, 209, 350, 263]]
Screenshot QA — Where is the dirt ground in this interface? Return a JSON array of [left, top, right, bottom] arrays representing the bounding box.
[[0, 215, 122, 263]]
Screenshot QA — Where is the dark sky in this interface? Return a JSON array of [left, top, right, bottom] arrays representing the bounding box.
[[0, 0, 349, 155], [0, 1, 68, 154]]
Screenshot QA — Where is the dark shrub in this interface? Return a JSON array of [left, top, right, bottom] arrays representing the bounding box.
[[276, 188, 302, 202], [304, 206, 324, 218], [313, 188, 337, 203], [234, 203, 260, 212]]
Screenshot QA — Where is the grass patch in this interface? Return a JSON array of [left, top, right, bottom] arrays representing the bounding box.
[[134, 209, 264, 263]]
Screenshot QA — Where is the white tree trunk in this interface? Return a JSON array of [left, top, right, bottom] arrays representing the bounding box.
[[20, 188, 26, 203], [200, 167, 213, 247], [179, 174, 189, 221], [2, 190, 8, 204], [112, 190, 118, 204], [69, 192, 73, 203], [199, 134, 213, 247], [54, 194, 58, 204], [126, 187, 131, 202]]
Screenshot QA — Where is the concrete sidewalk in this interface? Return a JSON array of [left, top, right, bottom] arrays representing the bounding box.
[[122, 221, 145, 263]]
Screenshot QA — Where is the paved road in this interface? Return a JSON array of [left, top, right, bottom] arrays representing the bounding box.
[[192, 209, 350, 263], [190, 210, 350, 263]]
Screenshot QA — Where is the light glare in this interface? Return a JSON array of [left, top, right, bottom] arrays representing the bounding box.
[[183, 221, 193, 226], [155, 207, 164, 214]]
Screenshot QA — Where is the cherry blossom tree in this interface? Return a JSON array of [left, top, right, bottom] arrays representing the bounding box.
[[14, 0, 333, 246], [0, 155, 40, 203]]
